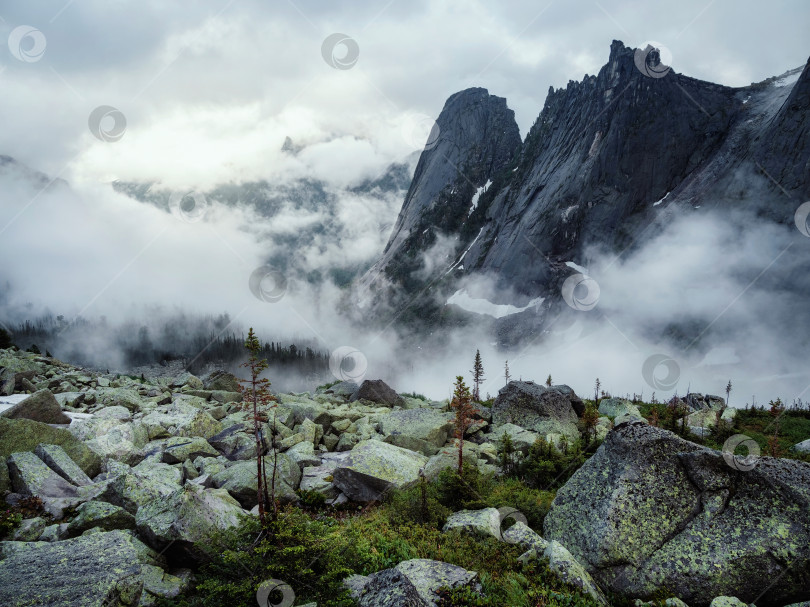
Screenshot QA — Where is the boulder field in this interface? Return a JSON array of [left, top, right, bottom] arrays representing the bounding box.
[[1, 347, 809, 606]]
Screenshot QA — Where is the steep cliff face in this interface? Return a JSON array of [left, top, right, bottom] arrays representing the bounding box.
[[357, 40, 810, 342], [355, 88, 522, 321]]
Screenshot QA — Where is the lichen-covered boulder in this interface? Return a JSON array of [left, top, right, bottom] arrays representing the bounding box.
[[379, 409, 454, 456], [140, 401, 222, 440], [97, 460, 182, 514], [67, 500, 136, 536], [543, 541, 609, 606], [34, 443, 92, 486], [597, 398, 641, 419], [332, 439, 428, 502], [0, 529, 166, 606], [501, 521, 549, 551], [209, 454, 300, 508], [94, 387, 144, 412], [349, 379, 405, 408], [795, 439, 810, 454], [204, 370, 241, 393], [492, 382, 580, 433], [709, 598, 748, 607], [347, 558, 482, 607], [423, 444, 478, 480], [543, 422, 810, 606], [7, 451, 78, 498], [85, 422, 149, 465], [489, 423, 539, 453], [157, 436, 219, 464], [0, 418, 101, 493], [0, 389, 71, 424], [442, 508, 501, 539], [136, 483, 245, 559]]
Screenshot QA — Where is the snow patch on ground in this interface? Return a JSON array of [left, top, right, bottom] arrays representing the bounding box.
[[565, 261, 588, 274], [653, 192, 670, 206], [446, 290, 544, 319], [469, 180, 492, 215]]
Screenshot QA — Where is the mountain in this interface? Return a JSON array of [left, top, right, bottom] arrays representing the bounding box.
[[355, 41, 810, 345]]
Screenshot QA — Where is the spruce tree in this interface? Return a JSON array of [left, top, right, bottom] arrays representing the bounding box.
[[471, 350, 485, 401], [450, 376, 476, 475]]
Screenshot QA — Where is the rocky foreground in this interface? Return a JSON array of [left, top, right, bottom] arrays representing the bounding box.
[[0, 347, 809, 606]]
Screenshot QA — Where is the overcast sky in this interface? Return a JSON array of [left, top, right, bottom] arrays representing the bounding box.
[[0, 0, 807, 187], [1, 1, 809, 401]]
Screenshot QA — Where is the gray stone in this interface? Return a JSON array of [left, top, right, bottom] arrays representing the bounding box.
[[210, 454, 300, 508], [136, 483, 245, 559], [286, 440, 321, 468], [7, 451, 78, 498], [204, 370, 241, 393], [490, 381, 581, 432], [158, 436, 219, 464], [332, 439, 428, 502], [97, 460, 182, 514], [794, 439, 810, 454], [709, 598, 748, 607], [543, 423, 810, 605], [598, 398, 641, 419], [10, 517, 47, 541], [0, 529, 165, 606], [349, 379, 405, 408], [442, 508, 501, 539], [490, 423, 540, 452], [67, 501, 136, 536], [324, 380, 358, 398], [543, 540, 609, 606], [379, 408, 454, 455], [34, 443, 92, 486], [0, 389, 71, 424], [348, 558, 482, 607]]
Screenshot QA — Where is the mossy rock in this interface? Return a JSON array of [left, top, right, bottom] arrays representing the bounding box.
[[0, 418, 101, 492]]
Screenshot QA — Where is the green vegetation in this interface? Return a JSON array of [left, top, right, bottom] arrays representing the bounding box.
[[159, 465, 595, 607]]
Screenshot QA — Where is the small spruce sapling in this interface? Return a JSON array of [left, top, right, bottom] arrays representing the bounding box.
[[546, 374, 552, 388], [239, 328, 278, 524], [450, 376, 476, 476], [504, 360, 511, 387]]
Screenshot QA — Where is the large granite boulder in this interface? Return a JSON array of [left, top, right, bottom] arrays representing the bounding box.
[[492, 382, 581, 437], [97, 460, 183, 514], [136, 482, 245, 559], [204, 370, 241, 393], [332, 439, 428, 502], [349, 379, 405, 408], [379, 408, 454, 456], [34, 443, 92, 486], [0, 529, 166, 606], [140, 401, 222, 440], [0, 417, 101, 493], [0, 389, 71, 424], [209, 454, 300, 508], [67, 501, 136, 536], [346, 558, 482, 606], [442, 508, 502, 540], [543, 421, 810, 606], [597, 398, 641, 419], [6, 451, 79, 499]]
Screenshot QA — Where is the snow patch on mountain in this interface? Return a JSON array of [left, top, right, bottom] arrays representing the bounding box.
[[446, 290, 544, 319]]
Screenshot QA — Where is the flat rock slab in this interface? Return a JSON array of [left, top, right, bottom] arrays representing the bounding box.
[[0, 529, 165, 606], [34, 443, 92, 486]]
